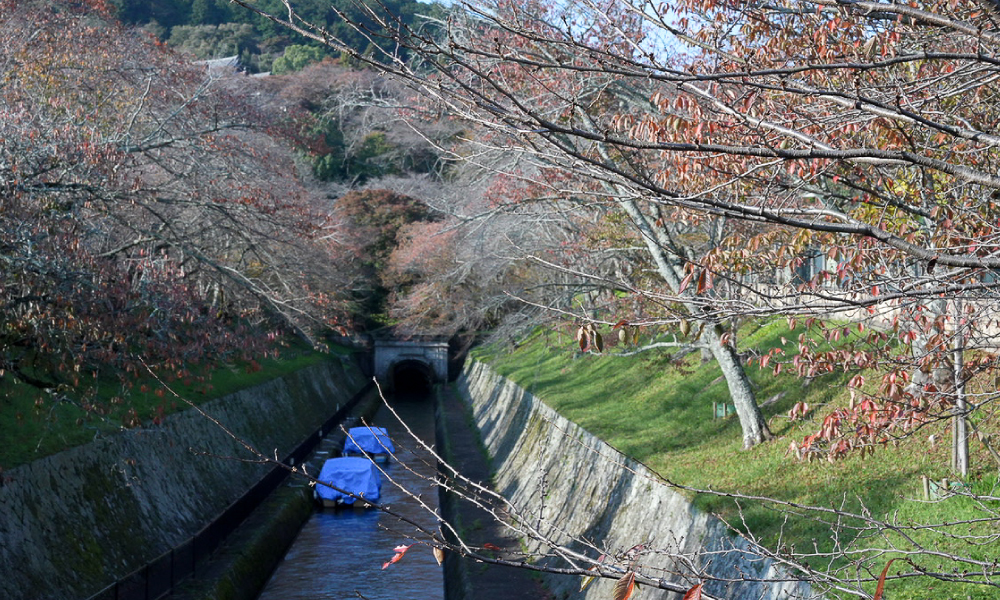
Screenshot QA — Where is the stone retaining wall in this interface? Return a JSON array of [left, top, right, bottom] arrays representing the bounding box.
[[456, 360, 814, 600], [0, 357, 366, 600]]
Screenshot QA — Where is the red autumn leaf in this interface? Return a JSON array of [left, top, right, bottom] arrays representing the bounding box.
[[382, 544, 413, 569], [788, 401, 808, 420], [682, 583, 703, 600], [483, 542, 503, 551]]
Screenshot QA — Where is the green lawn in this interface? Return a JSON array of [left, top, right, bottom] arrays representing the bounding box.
[[474, 319, 1000, 600], [0, 340, 355, 470]]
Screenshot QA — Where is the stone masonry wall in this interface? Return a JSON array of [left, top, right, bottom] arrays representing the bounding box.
[[457, 360, 815, 600], [0, 357, 366, 600]]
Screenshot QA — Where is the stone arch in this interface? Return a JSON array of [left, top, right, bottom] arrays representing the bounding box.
[[373, 338, 449, 392]]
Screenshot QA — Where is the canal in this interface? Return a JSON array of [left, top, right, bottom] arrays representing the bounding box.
[[255, 392, 444, 600]]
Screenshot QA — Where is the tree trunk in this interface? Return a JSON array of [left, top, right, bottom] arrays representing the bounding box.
[[706, 324, 772, 449], [620, 198, 771, 449], [952, 302, 969, 476]]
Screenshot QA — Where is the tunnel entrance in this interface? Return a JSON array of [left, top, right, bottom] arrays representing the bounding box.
[[372, 338, 449, 393], [390, 360, 434, 395]]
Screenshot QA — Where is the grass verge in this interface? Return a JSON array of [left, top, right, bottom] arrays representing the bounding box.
[[473, 319, 1000, 600]]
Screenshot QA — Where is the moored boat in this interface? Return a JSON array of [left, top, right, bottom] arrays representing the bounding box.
[[343, 426, 396, 463], [314, 456, 382, 508]]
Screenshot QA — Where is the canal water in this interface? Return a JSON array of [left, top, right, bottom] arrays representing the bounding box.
[[256, 393, 444, 600]]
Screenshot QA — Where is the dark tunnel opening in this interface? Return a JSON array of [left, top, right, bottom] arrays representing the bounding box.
[[390, 360, 434, 396]]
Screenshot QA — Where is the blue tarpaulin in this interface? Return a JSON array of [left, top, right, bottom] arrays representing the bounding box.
[[343, 426, 396, 456], [315, 457, 382, 505]]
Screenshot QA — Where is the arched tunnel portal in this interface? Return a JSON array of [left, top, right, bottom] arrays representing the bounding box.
[[373, 338, 449, 394]]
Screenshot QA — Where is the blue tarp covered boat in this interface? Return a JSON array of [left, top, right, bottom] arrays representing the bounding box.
[[314, 457, 382, 508], [343, 426, 396, 460]]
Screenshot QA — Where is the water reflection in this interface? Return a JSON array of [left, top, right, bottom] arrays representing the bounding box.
[[256, 395, 443, 600]]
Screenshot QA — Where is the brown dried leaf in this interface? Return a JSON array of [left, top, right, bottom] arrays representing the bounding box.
[[678, 270, 695, 293], [696, 269, 708, 294], [612, 571, 636, 600], [873, 558, 897, 600], [679, 319, 691, 337]]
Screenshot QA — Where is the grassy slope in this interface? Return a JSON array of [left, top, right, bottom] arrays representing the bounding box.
[[0, 341, 355, 469], [474, 319, 999, 600]]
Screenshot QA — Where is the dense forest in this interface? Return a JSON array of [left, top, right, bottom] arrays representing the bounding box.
[[111, 0, 448, 72]]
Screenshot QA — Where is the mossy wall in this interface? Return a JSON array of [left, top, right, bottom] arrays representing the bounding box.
[[0, 357, 367, 600], [457, 360, 814, 600]]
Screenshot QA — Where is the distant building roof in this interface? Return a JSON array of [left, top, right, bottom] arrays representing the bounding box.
[[195, 55, 241, 76]]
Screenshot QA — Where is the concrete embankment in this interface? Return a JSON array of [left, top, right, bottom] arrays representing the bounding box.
[[173, 386, 386, 600], [455, 360, 814, 600], [0, 356, 368, 600], [435, 383, 554, 600]]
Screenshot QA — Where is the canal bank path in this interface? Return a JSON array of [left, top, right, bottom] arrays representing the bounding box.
[[437, 384, 555, 600]]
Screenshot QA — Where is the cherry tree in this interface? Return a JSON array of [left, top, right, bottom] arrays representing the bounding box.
[[383, 167, 601, 339], [0, 0, 352, 406]]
